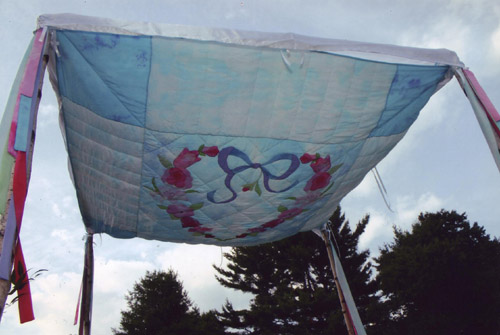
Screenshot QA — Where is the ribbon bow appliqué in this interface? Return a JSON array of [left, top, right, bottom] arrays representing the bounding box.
[[207, 146, 300, 204]]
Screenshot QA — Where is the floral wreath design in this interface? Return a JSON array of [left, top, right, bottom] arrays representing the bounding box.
[[147, 145, 342, 241]]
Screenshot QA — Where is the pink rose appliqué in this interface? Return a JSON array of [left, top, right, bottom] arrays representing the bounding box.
[[304, 172, 331, 192], [202, 146, 219, 157], [248, 227, 267, 233], [181, 216, 201, 228], [157, 184, 188, 200], [278, 208, 303, 220], [262, 218, 285, 228], [167, 203, 194, 218], [310, 156, 331, 173], [162, 167, 193, 189], [294, 191, 322, 207], [188, 226, 213, 233], [151, 145, 222, 239], [173, 148, 201, 168], [300, 153, 316, 164]]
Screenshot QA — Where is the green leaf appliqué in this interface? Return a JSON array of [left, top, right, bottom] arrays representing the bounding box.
[[158, 155, 173, 169], [190, 202, 204, 210], [277, 205, 288, 213]]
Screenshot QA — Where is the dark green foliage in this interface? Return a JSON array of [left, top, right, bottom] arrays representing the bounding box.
[[7, 266, 47, 307], [113, 269, 224, 335], [376, 210, 500, 335], [214, 207, 382, 334]]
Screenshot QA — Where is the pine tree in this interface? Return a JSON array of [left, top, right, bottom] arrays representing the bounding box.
[[376, 210, 500, 335], [214, 207, 381, 334], [113, 269, 224, 335]]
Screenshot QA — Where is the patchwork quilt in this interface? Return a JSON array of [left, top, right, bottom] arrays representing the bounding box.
[[6, 14, 500, 326], [39, 14, 462, 246]]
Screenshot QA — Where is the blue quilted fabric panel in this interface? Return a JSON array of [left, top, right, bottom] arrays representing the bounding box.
[[369, 65, 449, 137], [56, 31, 151, 126], [55, 31, 450, 246]]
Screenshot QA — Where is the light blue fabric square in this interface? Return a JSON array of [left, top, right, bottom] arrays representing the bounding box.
[[14, 95, 32, 152], [370, 64, 449, 137], [56, 31, 151, 126]]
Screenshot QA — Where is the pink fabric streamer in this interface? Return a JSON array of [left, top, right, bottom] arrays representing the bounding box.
[[13, 239, 34, 323], [74, 282, 83, 325], [12, 149, 34, 323]]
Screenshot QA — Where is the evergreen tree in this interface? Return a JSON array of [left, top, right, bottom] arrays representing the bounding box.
[[376, 210, 500, 335], [113, 269, 224, 335], [214, 207, 382, 334]]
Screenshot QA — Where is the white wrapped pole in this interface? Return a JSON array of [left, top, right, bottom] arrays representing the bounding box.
[[321, 228, 367, 335]]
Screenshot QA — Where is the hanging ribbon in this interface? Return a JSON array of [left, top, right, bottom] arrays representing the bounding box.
[[74, 281, 83, 325], [11, 151, 34, 323], [12, 239, 34, 323], [371, 167, 394, 212]]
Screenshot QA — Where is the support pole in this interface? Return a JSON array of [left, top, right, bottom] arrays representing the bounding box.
[[321, 229, 356, 335], [0, 169, 15, 320], [0, 32, 49, 322], [79, 234, 94, 335]]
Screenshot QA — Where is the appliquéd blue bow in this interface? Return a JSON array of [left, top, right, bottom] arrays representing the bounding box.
[[207, 146, 300, 204]]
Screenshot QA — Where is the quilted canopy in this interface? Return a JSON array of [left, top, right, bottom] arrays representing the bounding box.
[[37, 14, 465, 246], [3, 13, 500, 329]]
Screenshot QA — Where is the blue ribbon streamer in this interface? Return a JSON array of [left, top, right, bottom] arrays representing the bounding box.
[[207, 146, 300, 204]]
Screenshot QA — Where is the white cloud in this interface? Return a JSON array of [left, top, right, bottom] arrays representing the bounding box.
[[62, 196, 75, 208], [394, 192, 444, 224], [345, 173, 378, 199], [358, 211, 392, 252], [156, 245, 221, 288], [156, 244, 252, 311], [51, 229, 72, 241], [51, 203, 62, 218], [399, 19, 469, 58], [2, 272, 81, 335], [37, 103, 58, 128], [94, 257, 154, 294], [90, 257, 157, 333], [358, 192, 445, 254], [491, 24, 500, 59]]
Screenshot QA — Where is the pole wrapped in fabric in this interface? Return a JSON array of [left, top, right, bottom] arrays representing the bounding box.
[[320, 226, 367, 335], [79, 234, 94, 335], [0, 27, 49, 323], [455, 68, 500, 171]]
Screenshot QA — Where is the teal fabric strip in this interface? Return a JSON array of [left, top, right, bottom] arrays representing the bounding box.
[[14, 95, 32, 152]]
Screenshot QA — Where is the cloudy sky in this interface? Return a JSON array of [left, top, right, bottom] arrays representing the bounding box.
[[1, 1, 499, 334]]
